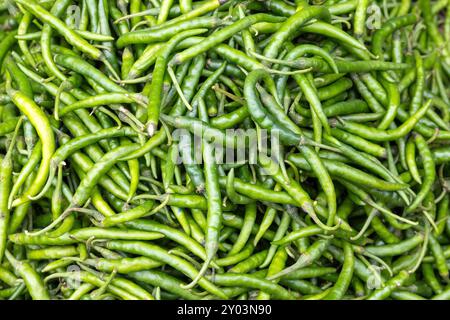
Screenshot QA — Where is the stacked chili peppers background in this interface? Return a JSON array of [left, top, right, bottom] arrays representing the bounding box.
[[0, 0, 449, 300]]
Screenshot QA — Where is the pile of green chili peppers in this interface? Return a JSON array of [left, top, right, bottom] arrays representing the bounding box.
[[0, 0, 449, 301]]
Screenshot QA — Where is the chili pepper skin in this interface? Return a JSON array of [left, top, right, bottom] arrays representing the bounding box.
[[209, 273, 296, 300], [130, 270, 202, 300], [372, 14, 418, 60], [0, 154, 12, 263], [71, 144, 141, 207], [104, 240, 229, 299], [146, 29, 208, 136], [263, 6, 331, 59], [15, 0, 103, 60], [406, 134, 436, 213], [324, 241, 354, 300], [367, 271, 411, 300], [2, 0, 450, 301], [5, 251, 50, 300], [335, 99, 432, 141], [116, 17, 219, 48], [171, 14, 285, 65], [7, 89, 55, 207], [365, 234, 424, 257]]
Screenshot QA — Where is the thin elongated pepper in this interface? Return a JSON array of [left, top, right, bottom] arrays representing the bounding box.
[[8, 89, 55, 207], [367, 270, 410, 300], [263, 6, 331, 59], [15, 0, 103, 60], [335, 100, 432, 141], [5, 251, 50, 300], [171, 14, 285, 65]]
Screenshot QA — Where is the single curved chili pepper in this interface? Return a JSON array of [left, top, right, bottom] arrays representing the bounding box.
[[287, 153, 407, 191], [39, 0, 71, 81], [367, 270, 410, 300], [170, 0, 225, 25], [0, 148, 13, 263], [335, 99, 432, 141], [170, 54, 206, 117], [130, 270, 202, 300], [100, 201, 156, 227], [215, 244, 254, 267], [435, 194, 449, 237], [260, 212, 291, 268], [432, 287, 450, 300], [171, 14, 286, 65], [146, 29, 207, 136], [406, 133, 435, 213], [209, 272, 296, 300], [353, 0, 369, 38], [259, 153, 335, 231], [5, 250, 50, 300], [0, 30, 17, 68], [406, 136, 422, 184], [116, 16, 219, 48], [45, 271, 142, 300], [7, 89, 55, 207], [7, 140, 41, 208], [183, 132, 224, 288], [225, 168, 254, 205]]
